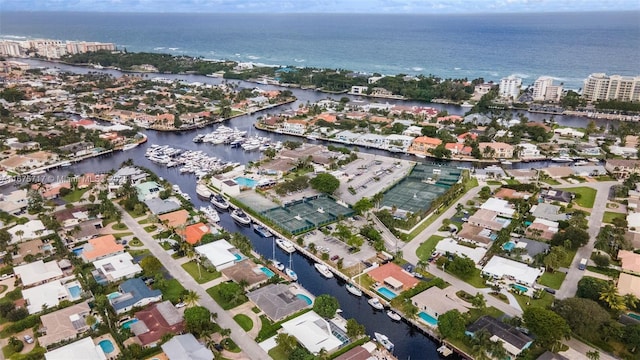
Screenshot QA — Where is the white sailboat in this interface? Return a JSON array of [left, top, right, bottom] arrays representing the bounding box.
[[285, 252, 297, 281], [271, 238, 284, 271]]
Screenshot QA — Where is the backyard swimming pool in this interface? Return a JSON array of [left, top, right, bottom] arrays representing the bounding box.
[[121, 318, 139, 329], [377, 286, 398, 300], [628, 313, 640, 321], [296, 294, 313, 305], [234, 177, 257, 188], [107, 292, 122, 300], [260, 266, 275, 278], [418, 312, 438, 326], [234, 253, 242, 261], [67, 285, 82, 299], [98, 339, 115, 354], [502, 242, 516, 251], [512, 284, 529, 293], [72, 247, 84, 256]]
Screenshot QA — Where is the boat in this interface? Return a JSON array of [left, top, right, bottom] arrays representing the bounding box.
[[59, 161, 72, 167], [30, 169, 46, 175], [414, 154, 426, 159], [0, 174, 13, 187], [437, 344, 453, 357], [551, 156, 573, 163], [588, 157, 600, 162], [272, 260, 284, 271], [199, 206, 220, 223], [460, 101, 474, 108], [368, 297, 384, 310], [285, 252, 297, 281], [500, 160, 513, 165], [253, 224, 273, 238], [231, 209, 251, 225], [346, 283, 363, 297], [374, 332, 394, 351], [192, 134, 205, 143], [314, 263, 334, 278], [195, 184, 212, 198], [122, 143, 139, 151], [210, 194, 229, 210], [386, 310, 401, 321], [276, 238, 296, 254], [574, 160, 589, 166]]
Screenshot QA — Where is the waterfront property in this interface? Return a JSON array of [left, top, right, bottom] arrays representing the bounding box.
[[466, 316, 533, 359], [379, 164, 461, 215], [280, 310, 344, 354], [247, 283, 309, 321], [411, 286, 468, 325], [44, 336, 108, 360], [195, 239, 240, 270], [259, 194, 354, 235], [367, 263, 420, 293]]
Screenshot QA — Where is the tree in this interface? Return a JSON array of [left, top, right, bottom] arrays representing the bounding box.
[[586, 350, 600, 360], [551, 226, 589, 249], [275, 333, 297, 353], [599, 281, 626, 311], [345, 318, 366, 338], [352, 197, 373, 215], [577, 276, 609, 302], [622, 324, 640, 353], [543, 246, 566, 272], [263, 147, 277, 159], [309, 173, 340, 194], [0, 229, 10, 252], [313, 294, 340, 318], [446, 255, 475, 279], [592, 254, 610, 268], [372, 192, 384, 209], [183, 290, 200, 308], [553, 298, 610, 342], [624, 294, 639, 311], [403, 301, 419, 320], [523, 307, 571, 351], [437, 310, 466, 340], [471, 292, 486, 309], [184, 306, 213, 336], [140, 256, 163, 277]]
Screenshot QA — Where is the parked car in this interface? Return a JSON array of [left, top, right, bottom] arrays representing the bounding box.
[[544, 288, 556, 295], [330, 255, 340, 261], [23, 335, 34, 344], [175, 302, 187, 308]]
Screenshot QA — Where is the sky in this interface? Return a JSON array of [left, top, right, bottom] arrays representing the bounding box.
[[1, 0, 639, 13]]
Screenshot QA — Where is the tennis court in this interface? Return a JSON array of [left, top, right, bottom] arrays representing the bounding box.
[[380, 164, 461, 214], [260, 195, 354, 234]]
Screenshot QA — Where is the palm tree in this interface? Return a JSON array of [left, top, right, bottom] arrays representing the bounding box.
[[416, 259, 429, 272], [15, 230, 24, 242], [599, 281, 626, 311], [372, 192, 384, 209], [184, 290, 200, 308], [623, 293, 639, 310], [587, 350, 600, 360], [470, 330, 492, 360], [185, 246, 201, 279], [471, 292, 486, 309], [316, 348, 330, 360], [275, 333, 297, 353]]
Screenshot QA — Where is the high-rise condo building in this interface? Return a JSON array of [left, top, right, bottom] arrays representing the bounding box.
[[499, 75, 522, 100], [583, 73, 640, 102], [532, 76, 563, 102]]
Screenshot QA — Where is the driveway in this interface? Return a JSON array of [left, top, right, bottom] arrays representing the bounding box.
[[118, 205, 270, 360]]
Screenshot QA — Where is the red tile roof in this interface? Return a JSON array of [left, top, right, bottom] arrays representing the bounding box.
[[367, 262, 419, 291]]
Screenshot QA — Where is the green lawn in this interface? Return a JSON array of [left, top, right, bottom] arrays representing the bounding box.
[[603, 211, 626, 224], [486, 180, 502, 185], [182, 261, 221, 284], [207, 282, 248, 310], [559, 247, 578, 268], [157, 279, 185, 303], [505, 179, 520, 185], [513, 291, 554, 310], [112, 232, 133, 239], [595, 175, 615, 182], [565, 186, 597, 208], [233, 314, 253, 331], [144, 225, 158, 233], [268, 345, 289, 360], [467, 306, 505, 324], [62, 188, 89, 203], [416, 235, 445, 261], [113, 223, 128, 231], [446, 267, 487, 288], [538, 271, 566, 289], [128, 249, 150, 257], [541, 178, 561, 185]]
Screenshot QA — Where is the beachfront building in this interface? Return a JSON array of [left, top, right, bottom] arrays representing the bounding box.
[[466, 316, 533, 359], [499, 75, 522, 100], [482, 256, 542, 287], [582, 73, 640, 102], [532, 76, 563, 102]]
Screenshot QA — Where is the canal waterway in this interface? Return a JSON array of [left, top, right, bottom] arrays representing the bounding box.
[[7, 59, 619, 359]]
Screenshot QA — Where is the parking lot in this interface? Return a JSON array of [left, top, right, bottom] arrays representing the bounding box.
[[338, 152, 415, 205]]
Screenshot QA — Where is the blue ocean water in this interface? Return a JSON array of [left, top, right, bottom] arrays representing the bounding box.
[[1, 11, 639, 89]]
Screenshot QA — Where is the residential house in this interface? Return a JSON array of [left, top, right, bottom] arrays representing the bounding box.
[[435, 238, 488, 264], [280, 311, 343, 354], [518, 143, 541, 158], [0, 189, 29, 215], [44, 336, 108, 360], [554, 128, 584, 138], [92, 252, 143, 284], [162, 333, 214, 360], [110, 278, 162, 314], [281, 119, 307, 135], [136, 181, 162, 201], [130, 301, 185, 347], [13, 260, 63, 288], [411, 286, 469, 322], [526, 218, 559, 241], [195, 239, 238, 270], [247, 283, 309, 321], [38, 301, 91, 348], [539, 189, 573, 204], [108, 166, 147, 194], [466, 316, 533, 359], [478, 142, 514, 159], [445, 143, 472, 156], [605, 159, 640, 179], [456, 224, 494, 248], [22, 280, 81, 314], [530, 203, 568, 222], [408, 136, 442, 155], [80, 234, 124, 262], [480, 198, 516, 218], [385, 134, 414, 151], [618, 250, 640, 276], [182, 222, 211, 245], [482, 256, 542, 287], [505, 238, 550, 264], [617, 273, 640, 299], [468, 209, 511, 231]]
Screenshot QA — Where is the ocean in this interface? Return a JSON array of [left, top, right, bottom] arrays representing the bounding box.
[[1, 11, 639, 89]]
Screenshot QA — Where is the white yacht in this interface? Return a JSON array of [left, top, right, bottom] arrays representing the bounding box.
[[314, 263, 334, 278], [211, 194, 230, 210], [374, 332, 394, 351], [276, 238, 296, 254], [386, 310, 401, 321], [196, 184, 212, 198], [231, 209, 251, 225], [199, 206, 220, 223], [368, 297, 384, 310], [551, 156, 573, 163], [272, 260, 285, 271], [346, 283, 363, 297]]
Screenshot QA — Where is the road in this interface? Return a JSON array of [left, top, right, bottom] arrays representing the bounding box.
[[119, 206, 269, 360], [554, 182, 616, 299]]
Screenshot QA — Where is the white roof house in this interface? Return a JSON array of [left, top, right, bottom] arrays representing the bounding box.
[[628, 213, 640, 232], [195, 239, 237, 270], [482, 256, 542, 287], [280, 311, 343, 355], [480, 198, 516, 218], [14, 260, 63, 287], [435, 238, 488, 264], [8, 220, 53, 243], [44, 336, 107, 360], [92, 253, 143, 282], [23, 280, 77, 314]]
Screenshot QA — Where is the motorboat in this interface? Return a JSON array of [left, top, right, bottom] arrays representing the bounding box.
[[276, 238, 296, 254], [386, 310, 401, 321], [195, 184, 212, 198], [253, 224, 273, 238], [374, 332, 394, 351], [574, 160, 589, 166], [588, 158, 600, 162], [231, 209, 251, 225], [199, 206, 220, 223], [59, 161, 72, 167], [500, 160, 512, 165], [122, 143, 139, 151], [437, 344, 453, 357], [210, 194, 230, 210], [460, 101, 474, 108], [30, 169, 46, 175], [314, 263, 334, 278], [272, 260, 284, 271], [285, 267, 298, 281], [551, 156, 573, 163], [346, 283, 363, 297], [368, 297, 384, 311]]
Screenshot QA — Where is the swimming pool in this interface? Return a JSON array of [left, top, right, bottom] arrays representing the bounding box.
[[67, 285, 82, 299], [296, 294, 313, 305], [502, 242, 516, 251], [628, 313, 640, 321], [234, 253, 243, 261], [418, 312, 438, 326], [260, 266, 275, 278], [512, 284, 528, 293], [98, 339, 115, 354], [234, 177, 257, 188], [377, 286, 398, 300], [107, 292, 122, 300], [121, 318, 139, 329], [72, 247, 84, 256]]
